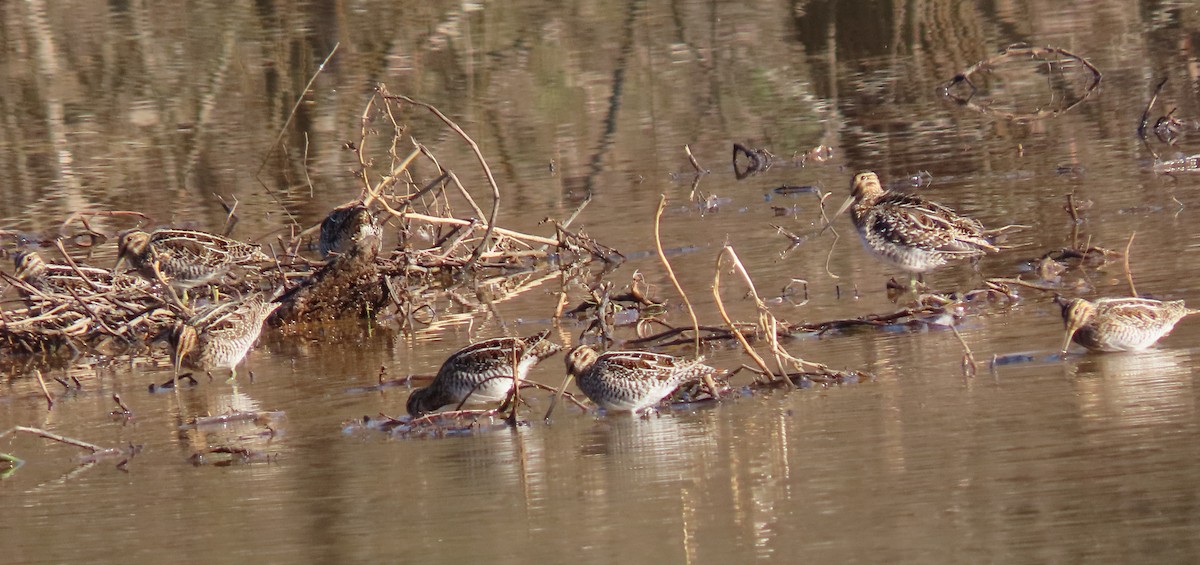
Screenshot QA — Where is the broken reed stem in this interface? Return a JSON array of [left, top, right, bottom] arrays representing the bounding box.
[[950, 325, 977, 378], [684, 144, 705, 174], [0, 426, 108, 453], [1124, 232, 1138, 297], [655, 195, 701, 354], [400, 212, 558, 246], [1138, 77, 1169, 140], [712, 246, 775, 378], [507, 343, 521, 426], [384, 93, 501, 269], [34, 369, 53, 410], [111, 393, 132, 416], [364, 145, 422, 208], [654, 196, 721, 402]]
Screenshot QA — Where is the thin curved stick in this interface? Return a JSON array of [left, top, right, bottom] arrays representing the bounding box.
[[1124, 232, 1138, 297], [383, 93, 501, 269], [655, 195, 700, 354], [712, 247, 774, 377]]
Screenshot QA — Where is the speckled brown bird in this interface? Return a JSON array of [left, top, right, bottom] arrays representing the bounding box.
[[834, 171, 999, 277], [565, 345, 715, 413], [13, 250, 147, 296], [168, 294, 281, 380], [115, 228, 270, 290], [1060, 297, 1197, 353], [406, 330, 562, 417]]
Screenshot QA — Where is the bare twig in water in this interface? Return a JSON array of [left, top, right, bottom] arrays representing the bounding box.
[[383, 91, 501, 270], [940, 44, 1102, 121], [1138, 77, 1168, 142], [1123, 232, 1138, 297], [985, 277, 1068, 292], [1065, 192, 1081, 224], [0, 426, 111, 453], [815, 190, 842, 278], [712, 246, 785, 382], [655, 195, 701, 354], [654, 196, 719, 399], [506, 342, 521, 426], [34, 370, 53, 410], [712, 245, 860, 386], [684, 144, 706, 174], [545, 372, 576, 422], [950, 326, 977, 378], [181, 410, 284, 429], [399, 212, 557, 246], [1065, 191, 1083, 249], [111, 393, 132, 417]]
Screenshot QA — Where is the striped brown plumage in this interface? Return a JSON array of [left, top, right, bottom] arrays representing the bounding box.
[[565, 345, 715, 413], [835, 171, 998, 274], [406, 330, 563, 416], [1060, 297, 1197, 353], [116, 228, 270, 290], [168, 294, 281, 379]]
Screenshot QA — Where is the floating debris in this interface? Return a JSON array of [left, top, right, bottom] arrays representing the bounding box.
[[940, 44, 1102, 121], [772, 185, 819, 195], [733, 143, 774, 179]]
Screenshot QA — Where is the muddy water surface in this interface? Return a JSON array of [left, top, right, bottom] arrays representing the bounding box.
[[5, 1, 1200, 562]]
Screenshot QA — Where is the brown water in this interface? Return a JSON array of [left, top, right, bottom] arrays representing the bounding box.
[[5, 0, 1200, 562]]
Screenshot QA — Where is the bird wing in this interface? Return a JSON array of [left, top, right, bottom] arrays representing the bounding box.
[[872, 195, 996, 253], [1100, 299, 1176, 329], [599, 351, 694, 382], [152, 230, 265, 263]]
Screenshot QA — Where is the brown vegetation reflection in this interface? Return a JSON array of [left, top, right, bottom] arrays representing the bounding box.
[[4, 1, 1200, 563]]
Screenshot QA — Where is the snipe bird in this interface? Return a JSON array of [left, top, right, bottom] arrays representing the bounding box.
[[13, 250, 147, 296], [115, 228, 270, 290], [318, 203, 382, 259], [834, 171, 1000, 280], [168, 294, 281, 380], [565, 345, 716, 413], [406, 330, 563, 417], [1059, 296, 1197, 353]]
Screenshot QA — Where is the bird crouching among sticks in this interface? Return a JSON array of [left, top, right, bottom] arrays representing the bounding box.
[[115, 228, 272, 298]]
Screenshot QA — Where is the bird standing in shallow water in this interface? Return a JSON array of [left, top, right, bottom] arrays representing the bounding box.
[[115, 228, 270, 292], [1059, 297, 1197, 353], [564, 345, 716, 413], [168, 294, 281, 380], [834, 171, 1002, 284], [406, 330, 563, 417]]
